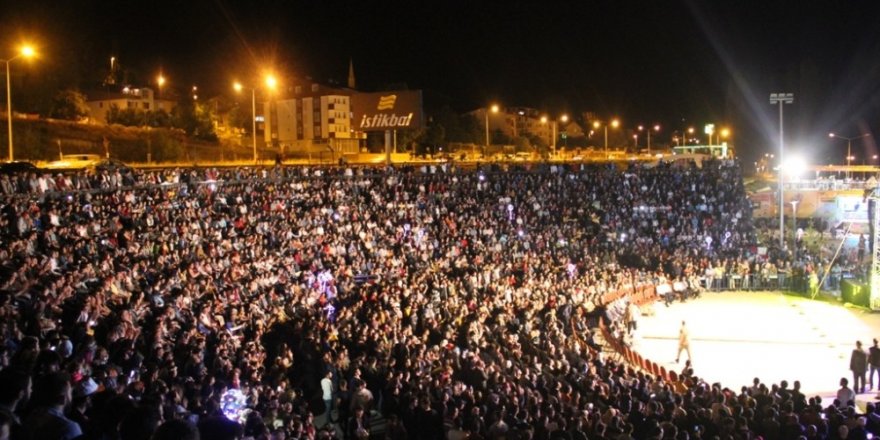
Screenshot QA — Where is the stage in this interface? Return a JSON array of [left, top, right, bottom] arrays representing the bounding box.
[[632, 291, 880, 401]]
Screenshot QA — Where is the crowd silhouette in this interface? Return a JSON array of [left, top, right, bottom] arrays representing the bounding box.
[[0, 160, 872, 440]]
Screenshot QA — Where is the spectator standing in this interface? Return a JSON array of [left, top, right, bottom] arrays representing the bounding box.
[[22, 372, 82, 440], [852, 340, 869, 393], [320, 370, 334, 426], [869, 339, 880, 391], [0, 369, 30, 438]]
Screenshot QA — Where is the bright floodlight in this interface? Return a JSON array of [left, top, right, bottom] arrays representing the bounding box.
[[540, 116, 548, 123], [780, 155, 807, 178], [157, 75, 166, 87], [611, 119, 620, 128], [561, 114, 569, 123], [593, 121, 601, 129], [233, 82, 243, 92], [265, 75, 277, 89], [20, 45, 35, 58], [490, 104, 499, 113]]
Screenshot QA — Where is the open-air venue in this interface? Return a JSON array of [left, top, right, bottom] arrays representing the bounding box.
[[2, 1, 880, 440]]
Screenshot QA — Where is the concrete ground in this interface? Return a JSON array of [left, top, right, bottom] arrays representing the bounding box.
[[632, 291, 880, 398]]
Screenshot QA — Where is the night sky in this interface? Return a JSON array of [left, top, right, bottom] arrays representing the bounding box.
[[4, 0, 880, 165]]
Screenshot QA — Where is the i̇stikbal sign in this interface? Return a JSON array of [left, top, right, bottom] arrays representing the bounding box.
[[352, 90, 423, 132]]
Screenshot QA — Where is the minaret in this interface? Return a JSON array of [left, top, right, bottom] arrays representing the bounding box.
[[347, 58, 356, 89]]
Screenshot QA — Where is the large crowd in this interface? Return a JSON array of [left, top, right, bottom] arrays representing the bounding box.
[[0, 159, 875, 440]]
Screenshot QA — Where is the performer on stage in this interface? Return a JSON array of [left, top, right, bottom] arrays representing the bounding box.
[[675, 320, 691, 364]]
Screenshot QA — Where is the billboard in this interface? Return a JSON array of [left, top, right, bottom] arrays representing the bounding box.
[[352, 90, 423, 132]]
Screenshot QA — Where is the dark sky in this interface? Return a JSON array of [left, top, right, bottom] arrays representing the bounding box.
[[5, 0, 880, 164]]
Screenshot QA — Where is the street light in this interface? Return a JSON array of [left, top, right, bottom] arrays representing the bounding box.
[[638, 124, 660, 154], [829, 132, 871, 179], [485, 104, 499, 155], [156, 74, 166, 108], [3, 44, 36, 162], [541, 114, 566, 157], [235, 75, 279, 164], [594, 118, 619, 152], [770, 92, 793, 247]]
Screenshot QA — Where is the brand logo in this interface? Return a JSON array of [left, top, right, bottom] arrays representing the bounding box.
[[353, 90, 422, 131], [359, 113, 414, 129], [377, 95, 397, 110]]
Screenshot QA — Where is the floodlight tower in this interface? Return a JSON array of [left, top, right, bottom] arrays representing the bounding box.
[[770, 92, 793, 247]]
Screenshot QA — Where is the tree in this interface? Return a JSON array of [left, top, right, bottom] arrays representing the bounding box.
[[49, 89, 89, 121], [423, 120, 446, 149], [395, 128, 425, 153], [227, 102, 253, 133], [145, 109, 172, 128], [172, 99, 217, 142], [491, 129, 512, 146], [514, 136, 532, 153], [106, 104, 145, 126]]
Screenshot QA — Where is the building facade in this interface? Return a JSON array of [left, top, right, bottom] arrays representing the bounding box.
[[264, 83, 363, 156], [86, 86, 175, 124]]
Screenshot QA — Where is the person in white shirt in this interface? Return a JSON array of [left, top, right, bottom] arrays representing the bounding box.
[[837, 377, 856, 408], [320, 371, 334, 426]]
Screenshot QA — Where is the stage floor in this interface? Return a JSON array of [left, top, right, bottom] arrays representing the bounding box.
[[633, 291, 880, 398]]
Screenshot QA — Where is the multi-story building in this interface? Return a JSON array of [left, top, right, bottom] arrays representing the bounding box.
[[86, 86, 175, 124], [264, 83, 363, 156]]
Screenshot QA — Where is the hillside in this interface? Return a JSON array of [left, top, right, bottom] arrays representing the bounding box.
[[1, 118, 254, 163]]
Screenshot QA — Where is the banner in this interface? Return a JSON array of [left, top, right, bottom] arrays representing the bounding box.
[[352, 90, 423, 132]]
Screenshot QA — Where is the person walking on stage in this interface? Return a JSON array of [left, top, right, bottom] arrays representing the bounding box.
[[851, 340, 869, 394], [675, 320, 691, 364], [869, 339, 880, 391]]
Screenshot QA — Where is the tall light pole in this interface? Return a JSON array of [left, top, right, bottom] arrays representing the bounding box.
[[156, 74, 166, 113], [790, 200, 799, 252], [559, 114, 569, 151], [637, 124, 661, 154], [829, 132, 870, 180], [235, 75, 277, 164], [594, 118, 619, 153], [485, 104, 499, 155], [3, 45, 36, 162], [770, 92, 793, 247]]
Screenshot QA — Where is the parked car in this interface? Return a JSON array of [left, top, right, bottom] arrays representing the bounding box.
[[89, 158, 132, 174], [44, 154, 102, 170], [0, 161, 39, 175]]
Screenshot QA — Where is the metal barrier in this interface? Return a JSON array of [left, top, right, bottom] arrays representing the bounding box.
[[699, 273, 808, 293]]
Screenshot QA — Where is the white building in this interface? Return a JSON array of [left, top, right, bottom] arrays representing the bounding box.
[[86, 86, 175, 124]]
